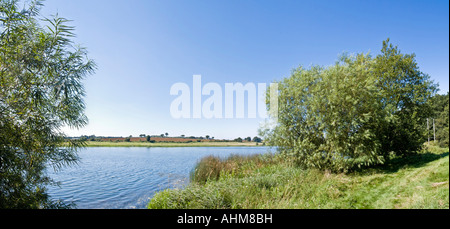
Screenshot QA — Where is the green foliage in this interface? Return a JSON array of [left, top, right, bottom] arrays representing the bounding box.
[[190, 154, 275, 184], [437, 102, 449, 147], [429, 93, 449, 147], [372, 39, 436, 157], [261, 39, 437, 172], [0, 0, 95, 208], [252, 136, 262, 142], [148, 146, 449, 209]]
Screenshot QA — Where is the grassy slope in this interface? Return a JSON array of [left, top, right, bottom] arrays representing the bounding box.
[[84, 141, 261, 147], [148, 146, 449, 209]]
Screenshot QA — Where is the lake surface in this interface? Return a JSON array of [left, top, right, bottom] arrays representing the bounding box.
[[46, 146, 272, 209]]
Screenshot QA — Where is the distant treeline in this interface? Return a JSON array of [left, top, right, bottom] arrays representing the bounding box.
[[66, 135, 263, 143]]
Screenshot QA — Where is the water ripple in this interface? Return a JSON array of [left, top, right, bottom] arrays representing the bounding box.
[[46, 146, 272, 209]]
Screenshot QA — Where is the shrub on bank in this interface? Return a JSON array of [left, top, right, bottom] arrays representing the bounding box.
[[261, 40, 437, 172], [190, 154, 276, 184]]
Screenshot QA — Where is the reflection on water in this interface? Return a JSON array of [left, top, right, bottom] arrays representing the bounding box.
[[46, 146, 272, 209]]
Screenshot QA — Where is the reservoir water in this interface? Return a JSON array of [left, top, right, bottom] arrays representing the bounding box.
[[46, 146, 272, 209]]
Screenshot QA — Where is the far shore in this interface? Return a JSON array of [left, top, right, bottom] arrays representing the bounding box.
[[83, 141, 265, 147]]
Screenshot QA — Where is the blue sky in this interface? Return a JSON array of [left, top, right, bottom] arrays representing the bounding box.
[[40, 0, 449, 139]]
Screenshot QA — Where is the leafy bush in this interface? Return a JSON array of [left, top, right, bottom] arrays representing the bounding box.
[[0, 1, 95, 208], [190, 154, 275, 184], [430, 93, 449, 147], [262, 39, 437, 172]]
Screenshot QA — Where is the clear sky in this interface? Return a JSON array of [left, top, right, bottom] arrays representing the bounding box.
[[39, 0, 449, 139]]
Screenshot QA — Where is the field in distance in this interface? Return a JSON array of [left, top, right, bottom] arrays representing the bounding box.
[[78, 136, 264, 147], [84, 140, 263, 147]]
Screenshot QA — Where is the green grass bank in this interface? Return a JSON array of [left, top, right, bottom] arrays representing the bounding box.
[[148, 145, 449, 209]]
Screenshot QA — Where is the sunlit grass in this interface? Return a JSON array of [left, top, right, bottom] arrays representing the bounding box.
[[148, 146, 449, 209]]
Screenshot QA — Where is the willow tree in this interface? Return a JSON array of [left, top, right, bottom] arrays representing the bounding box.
[[263, 39, 436, 172], [0, 0, 95, 208]]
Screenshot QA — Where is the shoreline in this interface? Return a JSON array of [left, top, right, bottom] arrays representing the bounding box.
[[149, 145, 450, 209], [83, 141, 265, 148]]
